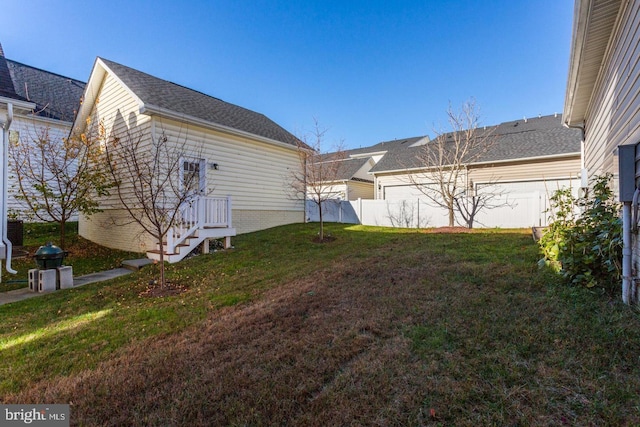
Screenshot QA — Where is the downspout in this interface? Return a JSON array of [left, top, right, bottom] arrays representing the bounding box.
[[1, 102, 16, 277], [563, 121, 587, 190], [619, 143, 639, 305], [623, 198, 634, 304]]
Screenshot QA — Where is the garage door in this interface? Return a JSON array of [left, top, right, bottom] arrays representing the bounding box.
[[486, 179, 579, 196], [384, 179, 579, 200], [384, 184, 432, 200]]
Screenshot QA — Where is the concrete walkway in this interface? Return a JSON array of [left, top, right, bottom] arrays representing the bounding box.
[[0, 259, 152, 307]]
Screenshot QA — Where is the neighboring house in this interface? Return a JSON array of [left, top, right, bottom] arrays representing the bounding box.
[[370, 114, 582, 227], [563, 0, 640, 303], [72, 57, 304, 260], [0, 44, 85, 220], [309, 114, 582, 228], [310, 155, 376, 201], [0, 43, 84, 278], [309, 136, 429, 201]]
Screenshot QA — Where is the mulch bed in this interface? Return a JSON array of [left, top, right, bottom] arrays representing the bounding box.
[[426, 226, 472, 233]]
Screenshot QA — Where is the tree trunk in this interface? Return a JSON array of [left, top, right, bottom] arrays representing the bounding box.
[[158, 236, 165, 288], [318, 202, 324, 241], [60, 221, 66, 248]]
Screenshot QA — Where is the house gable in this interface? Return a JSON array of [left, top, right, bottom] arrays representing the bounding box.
[[74, 58, 300, 149]]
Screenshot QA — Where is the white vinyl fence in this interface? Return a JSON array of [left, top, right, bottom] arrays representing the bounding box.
[[306, 191, 554, 229]]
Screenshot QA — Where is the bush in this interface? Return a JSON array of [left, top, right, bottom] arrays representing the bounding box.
[[539, 175, 622, 295]]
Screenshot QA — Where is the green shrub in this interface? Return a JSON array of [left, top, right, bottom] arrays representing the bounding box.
[[539, 174, 622, 295]]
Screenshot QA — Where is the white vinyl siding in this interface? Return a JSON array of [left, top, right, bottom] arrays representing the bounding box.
[[6, 115, 75, 221], [346, 181, 374, 200], [375, 156, 581, 200], [88, 72, 153, 208], [154, 118, 301, 211]]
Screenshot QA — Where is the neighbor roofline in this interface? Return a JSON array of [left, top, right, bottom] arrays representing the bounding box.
[[369, 152, 581, 175]]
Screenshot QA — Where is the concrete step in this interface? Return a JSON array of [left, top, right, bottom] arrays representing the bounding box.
[[121, 258, 154, 271]]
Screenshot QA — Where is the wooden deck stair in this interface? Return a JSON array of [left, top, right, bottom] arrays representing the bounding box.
[[146, 196, 236, 263]]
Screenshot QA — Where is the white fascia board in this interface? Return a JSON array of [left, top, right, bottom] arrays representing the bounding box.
[[12, 111, 73, 127], [71, 58, 146, 136], [564, 0, 592, 125], [71, 59, 106, 135], [0, 97, 36, 112], [139, 104, 299, 151]]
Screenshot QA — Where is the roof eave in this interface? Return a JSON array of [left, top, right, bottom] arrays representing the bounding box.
[[564, 0, 623, 126], [0, 96, 36, 112], [71, 58, 145, 136]]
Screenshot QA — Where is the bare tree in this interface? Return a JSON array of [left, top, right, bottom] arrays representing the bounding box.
[[454, 180, 513, 228], [8, 122, 112, 247], [103, 125, 201, 287], [289, 120, 346, 241], [409, 99, 498, 227]]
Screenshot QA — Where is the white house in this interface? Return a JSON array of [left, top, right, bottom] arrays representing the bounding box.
[[72, 57, 304, 261], [563, 0, 640, 303], [308, 115, 581, 228], [0, 45, 86, 220], [0, 43, 84, 278]]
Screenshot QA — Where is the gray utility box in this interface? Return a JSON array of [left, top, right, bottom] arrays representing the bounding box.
[[619, 143, 640, 202]]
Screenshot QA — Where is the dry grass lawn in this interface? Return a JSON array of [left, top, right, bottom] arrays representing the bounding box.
[[2, 224, 640, 426]]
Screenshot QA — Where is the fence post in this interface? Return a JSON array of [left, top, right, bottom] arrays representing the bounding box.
[[226, 195, 233, 228]]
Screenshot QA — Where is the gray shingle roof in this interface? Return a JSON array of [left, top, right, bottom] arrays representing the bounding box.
[[331, 157, 373, 181], [344, 136, 427, 157], [5, 59, 85, 121], [369, 114, 581, 173], [0, 55, 20, 99], [99, 58, 300, 146]]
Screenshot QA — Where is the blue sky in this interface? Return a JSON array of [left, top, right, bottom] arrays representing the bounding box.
[[2, 1, 573, 150]]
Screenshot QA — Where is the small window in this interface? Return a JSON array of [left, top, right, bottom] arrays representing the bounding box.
[[182, 159, 206, 194]]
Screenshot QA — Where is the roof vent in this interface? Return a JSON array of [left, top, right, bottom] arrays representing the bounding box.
[[524, 117, 527, 123], [554, 112, 558, 118]]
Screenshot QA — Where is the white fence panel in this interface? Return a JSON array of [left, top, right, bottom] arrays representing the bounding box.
[[473, 192, 545, 228], [306, 192, 552, 229]]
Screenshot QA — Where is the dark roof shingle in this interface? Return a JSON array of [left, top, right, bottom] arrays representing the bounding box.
[[5, 59, 85, 121], [370, 114, 581, 173], [99, 58, 300, 146]]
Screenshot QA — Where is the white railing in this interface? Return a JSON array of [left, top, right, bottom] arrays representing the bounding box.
[[166, 195, 232, 254]]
